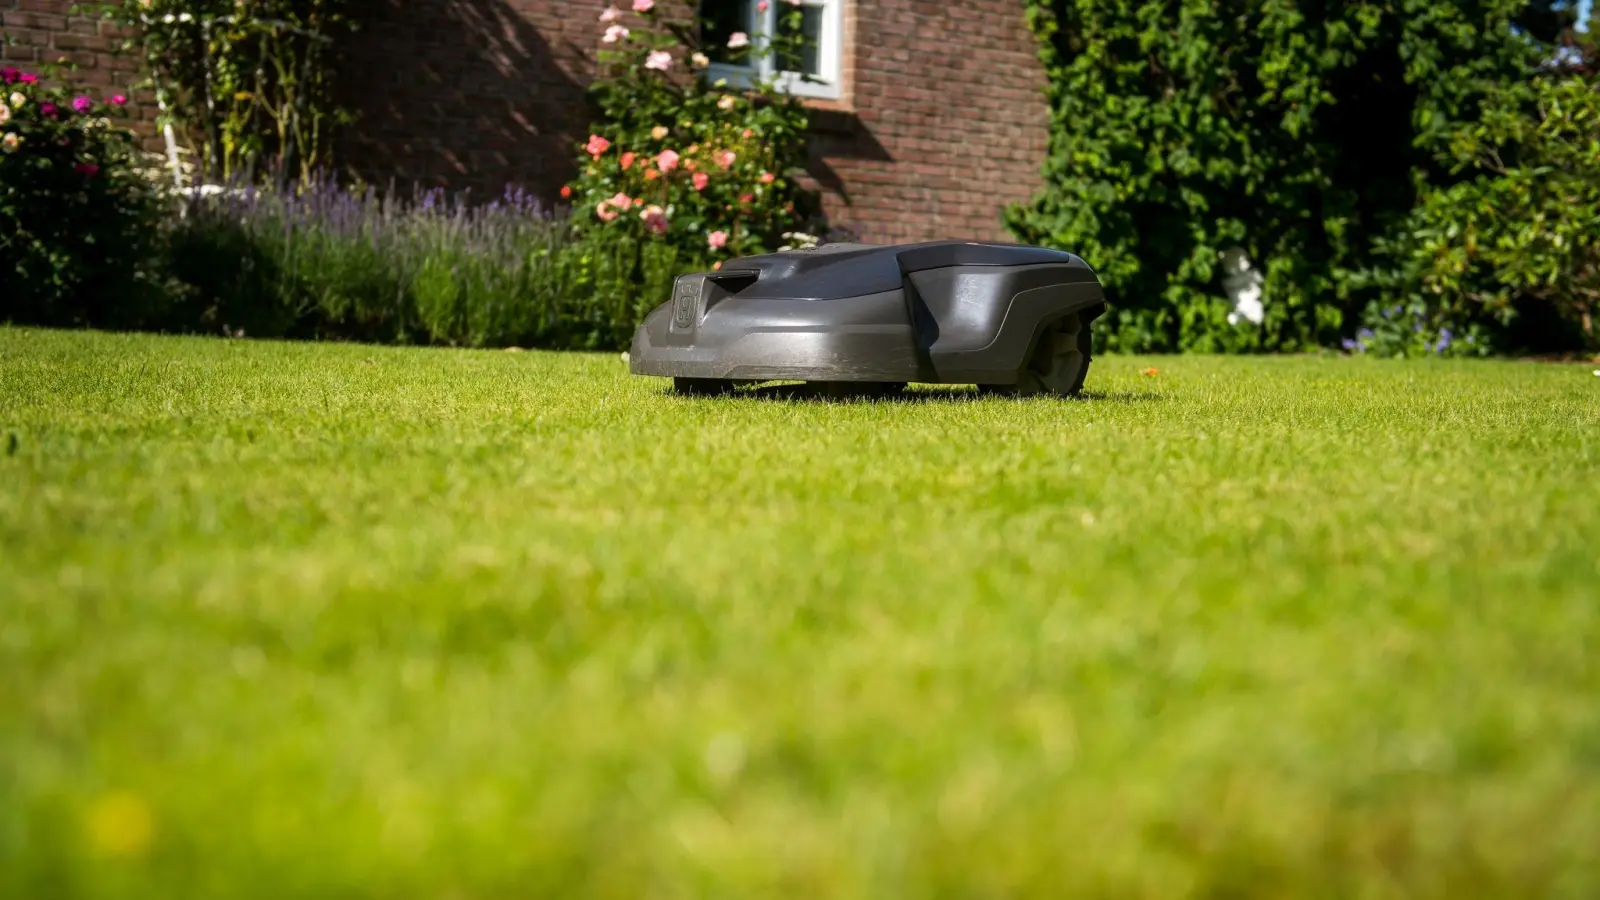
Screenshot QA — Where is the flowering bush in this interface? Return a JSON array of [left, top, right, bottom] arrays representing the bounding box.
[[0, 64, 170, 326], [563, 0, 825, 279]]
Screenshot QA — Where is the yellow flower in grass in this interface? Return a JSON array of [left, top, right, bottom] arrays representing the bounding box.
[[86, 791, 155, 858]]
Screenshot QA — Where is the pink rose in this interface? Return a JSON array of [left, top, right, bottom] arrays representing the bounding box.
[[620, 151, 636, 170], [707, 230, 728, 249], [633, 0, 654, 10], [645, 50, 672, 71], [757, 0, 768, 9], [586, 134, 611, 157], [602, 24, 628, 42], [20, 73, 38, 84], [656, 148, 680, 172], [739, 192, 754, 204], [715, 149, 736, 169], [599, 5, 621, 22], [692, 172, 709, 191], [609, 192, 633, 211], [596, 201, 619, 222], [759, 171, 775, 184], [741, 128, 753, 138], [640, 204, 668, 234], [727, 32, 749, 49]]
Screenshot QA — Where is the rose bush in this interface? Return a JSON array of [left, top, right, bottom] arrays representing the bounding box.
[[562, 0, 826, 296], [0, 64, 170, 327]]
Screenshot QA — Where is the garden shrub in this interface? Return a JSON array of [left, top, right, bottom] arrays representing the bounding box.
[[165, 178, 627, 347], [1005, 0, 1578, 354], [1358, 34, 1599, 356], [0, 64, 171, 329], [560, 0, 827, 301]]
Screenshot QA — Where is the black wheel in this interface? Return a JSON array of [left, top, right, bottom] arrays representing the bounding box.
[[977, 312, 1093, 397], [673, 377, 737, 396]]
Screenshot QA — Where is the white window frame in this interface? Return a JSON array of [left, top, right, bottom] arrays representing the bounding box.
[[705, 0, 842, 101]]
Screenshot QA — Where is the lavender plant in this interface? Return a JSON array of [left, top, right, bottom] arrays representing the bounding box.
[[167, 177, 647, 349]]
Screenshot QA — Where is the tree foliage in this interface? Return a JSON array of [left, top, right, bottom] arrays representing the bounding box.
[[1005, 0, 1578, 354], [1362, 32, 1598, 354]]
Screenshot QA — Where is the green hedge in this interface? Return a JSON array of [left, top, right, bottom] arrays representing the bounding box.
[[1005, 0, 1591, 355]]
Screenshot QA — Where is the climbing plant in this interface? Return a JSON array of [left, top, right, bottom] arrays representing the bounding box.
[[83, 0, 356, 186]]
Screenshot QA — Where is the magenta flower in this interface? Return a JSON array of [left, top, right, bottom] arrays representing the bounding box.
[[73, 95, 93, 113], [110, 95, 128, 106], [75, 162, 100, 177], [1, 67, 18, 83], [20, 73, 37, 84], [39, 102, 58, 118]]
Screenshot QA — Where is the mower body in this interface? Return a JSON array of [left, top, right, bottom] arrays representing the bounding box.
[[627, 240, 1106, 395]]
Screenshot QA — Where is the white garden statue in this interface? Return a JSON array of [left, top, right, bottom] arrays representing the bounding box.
[[1220, 246, 1265, 326]]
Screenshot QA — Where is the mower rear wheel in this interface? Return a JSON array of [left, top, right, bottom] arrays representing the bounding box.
[[977, 312, 1092, 397]]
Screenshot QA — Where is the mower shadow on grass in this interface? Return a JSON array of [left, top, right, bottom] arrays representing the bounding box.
[[662, 382, 1166, 405]]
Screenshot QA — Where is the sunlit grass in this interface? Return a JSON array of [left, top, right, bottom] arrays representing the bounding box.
[[2, 326, 1598, 898]]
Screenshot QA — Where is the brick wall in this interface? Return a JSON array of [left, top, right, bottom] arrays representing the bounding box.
[[333, 0, 598, 200], [5, 0, 1051, 244], [1, 0, 164, 155], [808, 0, 1050, 243]]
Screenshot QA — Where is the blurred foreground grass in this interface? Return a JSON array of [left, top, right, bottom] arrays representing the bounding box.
[[2, 327, 1598, 898]]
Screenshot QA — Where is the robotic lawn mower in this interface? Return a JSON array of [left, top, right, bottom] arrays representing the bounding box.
[[628, 240, 1106, 397]]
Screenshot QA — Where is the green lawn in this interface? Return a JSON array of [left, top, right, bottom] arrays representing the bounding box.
[[2, 326, 1598, 899]]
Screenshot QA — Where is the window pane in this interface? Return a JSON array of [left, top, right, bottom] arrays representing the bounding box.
[[700, 0, 749, 65], [776, 4, 823, 77]]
